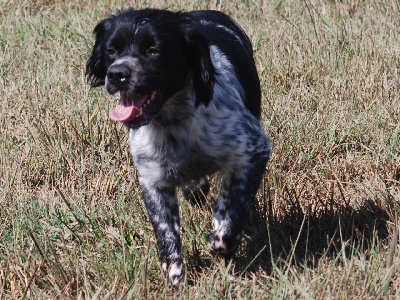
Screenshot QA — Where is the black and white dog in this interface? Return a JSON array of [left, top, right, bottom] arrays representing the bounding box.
[[86, 8, 270, 285]]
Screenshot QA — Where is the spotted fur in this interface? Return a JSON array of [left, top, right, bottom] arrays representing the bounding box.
[[86, 8, 270, 285]]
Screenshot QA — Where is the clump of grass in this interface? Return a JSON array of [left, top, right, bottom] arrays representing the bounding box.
[[0, 0, 399, 298]]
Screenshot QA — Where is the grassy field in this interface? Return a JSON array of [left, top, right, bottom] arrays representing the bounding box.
[[1, 0, 399, 298]]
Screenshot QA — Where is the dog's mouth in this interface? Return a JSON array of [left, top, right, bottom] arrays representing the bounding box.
[[109, 90, 163, 125]]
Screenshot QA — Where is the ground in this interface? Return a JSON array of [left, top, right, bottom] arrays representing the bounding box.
[[0, 0, 399, 298]]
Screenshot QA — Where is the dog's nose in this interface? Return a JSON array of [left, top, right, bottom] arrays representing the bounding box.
[[107, 64, 131, 84]]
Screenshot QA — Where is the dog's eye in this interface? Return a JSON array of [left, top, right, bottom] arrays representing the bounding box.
[[147, 47, 160, 56], [107, 48, 118, 59]]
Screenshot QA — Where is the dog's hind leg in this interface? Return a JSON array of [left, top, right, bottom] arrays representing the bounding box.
[[181, 177, 210, 205], [140, 183, 184, 285]]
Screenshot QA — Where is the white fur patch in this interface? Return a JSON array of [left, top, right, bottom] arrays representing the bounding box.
[[169, 262, 183, 286], [162, 262, 168, 273]]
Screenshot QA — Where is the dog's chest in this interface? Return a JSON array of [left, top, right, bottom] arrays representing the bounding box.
[[129, 125, 219, 185]]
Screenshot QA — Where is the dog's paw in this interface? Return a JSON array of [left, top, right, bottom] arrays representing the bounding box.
[[207, 231, 241, 259], [162, 261, 184, 286]]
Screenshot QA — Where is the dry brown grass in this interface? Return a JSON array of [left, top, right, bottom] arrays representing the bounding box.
[[1, 0, 399, 298]]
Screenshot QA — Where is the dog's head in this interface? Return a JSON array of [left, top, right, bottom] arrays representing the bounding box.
[[86, 9, 215, 127]]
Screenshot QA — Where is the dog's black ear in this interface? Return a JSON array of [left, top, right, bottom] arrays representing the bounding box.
[[86, 19, 112, 87], [180, 15, 216, 107]]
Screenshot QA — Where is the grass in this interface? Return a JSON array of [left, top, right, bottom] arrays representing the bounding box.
[[0, 0, 399, 298]]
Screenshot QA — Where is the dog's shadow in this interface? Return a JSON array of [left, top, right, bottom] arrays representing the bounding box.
[[235, 197, 389, 274], [186, 195, 389, 280]]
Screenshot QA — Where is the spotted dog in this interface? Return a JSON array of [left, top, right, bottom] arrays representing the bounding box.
[[86, 8, 270, 285]]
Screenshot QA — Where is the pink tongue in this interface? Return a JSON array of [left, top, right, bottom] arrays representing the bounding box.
[[109, 104, 141, 122]]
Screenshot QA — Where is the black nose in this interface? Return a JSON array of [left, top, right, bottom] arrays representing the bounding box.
[[107, 64, 131, 84]]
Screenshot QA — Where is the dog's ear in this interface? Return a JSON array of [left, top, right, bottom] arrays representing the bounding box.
[[86, 19, 112, 87], [180, 15, 216, 107]]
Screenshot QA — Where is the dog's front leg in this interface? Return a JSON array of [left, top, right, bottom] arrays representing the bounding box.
[[140, 183, 184, 285], [208, 152, 269, 258]]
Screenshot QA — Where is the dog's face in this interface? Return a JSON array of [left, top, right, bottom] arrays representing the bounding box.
[[86, 9, 215, 127]]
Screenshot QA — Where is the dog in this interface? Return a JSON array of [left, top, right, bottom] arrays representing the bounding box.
[[86, 8, 270, 285]]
